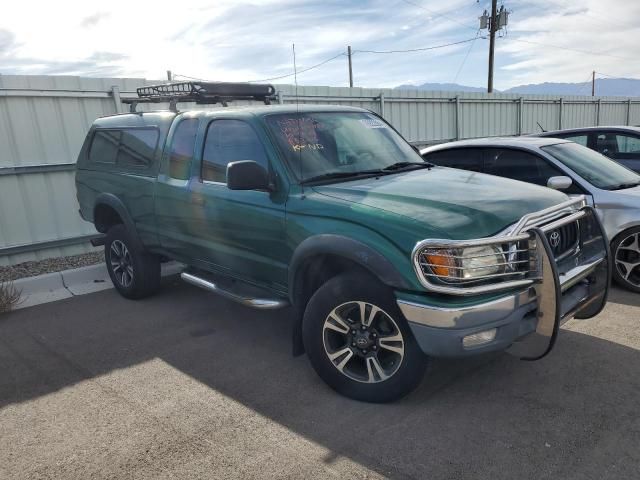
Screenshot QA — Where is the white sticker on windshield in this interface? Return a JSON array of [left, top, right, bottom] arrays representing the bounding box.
[[359, 118, 387, 129]]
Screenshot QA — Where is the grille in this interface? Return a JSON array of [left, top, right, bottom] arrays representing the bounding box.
[[545, 221, 579, 259]]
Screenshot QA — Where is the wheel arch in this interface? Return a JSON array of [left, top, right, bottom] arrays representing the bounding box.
[[93, 193, 143, 249], [288, 235, 412, 356]]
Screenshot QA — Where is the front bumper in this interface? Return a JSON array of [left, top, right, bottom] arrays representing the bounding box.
[[398, 204, 610, 359]]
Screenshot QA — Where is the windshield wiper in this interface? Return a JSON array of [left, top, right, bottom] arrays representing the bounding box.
[[607, 182, 640, 190], [382, 161, 433, 171], [299, 162, 433, 185], [300, 170, 382, 185]]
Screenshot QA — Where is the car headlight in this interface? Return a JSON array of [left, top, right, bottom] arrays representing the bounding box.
[[460, 246, 504, 278], [424, 245, 505, 282]]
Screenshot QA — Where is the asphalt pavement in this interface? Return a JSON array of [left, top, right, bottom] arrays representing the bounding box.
[[1, 277, 639, 479]]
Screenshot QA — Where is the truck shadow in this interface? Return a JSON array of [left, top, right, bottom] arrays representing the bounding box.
[[1, 279, 639, 478], [606, 286, 640, 308]]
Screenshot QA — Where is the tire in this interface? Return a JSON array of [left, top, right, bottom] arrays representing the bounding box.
[[302, 272, 427, 403], [105, 224, 161, 299], [611, 227, 640, 293]]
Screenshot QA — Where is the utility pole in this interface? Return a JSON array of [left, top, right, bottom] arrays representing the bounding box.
[[592, 70, 595, 96], [347, 46, 354, 88], [487, 0, 498, 93], [480, 2, 508, 93]]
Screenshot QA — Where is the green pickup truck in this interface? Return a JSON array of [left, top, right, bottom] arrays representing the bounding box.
[[76, 82, 610, 402]]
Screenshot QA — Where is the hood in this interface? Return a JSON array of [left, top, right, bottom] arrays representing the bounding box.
[[313, 167, 568, 239]]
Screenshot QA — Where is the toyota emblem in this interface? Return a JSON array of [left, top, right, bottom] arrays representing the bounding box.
[[549, 231, 561, 248]]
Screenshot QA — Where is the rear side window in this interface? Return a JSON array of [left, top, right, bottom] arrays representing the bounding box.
[[560, 134, 588, 147], [117, 129, 158, 168], [423, 148, 483, 172], [168, 119, 199, 180], [90, 130, 119, 164], [89, 128, 158, 169], [202, 120, 268, 183], [614, 134, 640, 154]]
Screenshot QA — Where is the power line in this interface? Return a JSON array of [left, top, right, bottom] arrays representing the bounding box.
[[453, 29, 481, 84], [174, 36, 485, 87], [595, 71, 639, 80], [575, 73, 595, 95], [353, 36, 482, 55], [505, 37, 636, 61], [399, 0, 478, 31], [247, 51, 346, 83], [173, 73, 205, 81]]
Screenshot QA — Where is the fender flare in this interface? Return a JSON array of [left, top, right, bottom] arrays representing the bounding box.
[[288, 234, 411, 305], [94, 193, 143, 249]]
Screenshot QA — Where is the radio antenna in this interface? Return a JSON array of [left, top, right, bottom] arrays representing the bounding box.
[[293, 43, 304, 196]]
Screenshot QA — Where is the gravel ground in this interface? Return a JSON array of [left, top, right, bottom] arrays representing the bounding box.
[[0, 252, 103, 282]]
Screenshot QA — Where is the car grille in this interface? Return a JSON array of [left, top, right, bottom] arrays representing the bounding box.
[[545, 221, 579, 259]]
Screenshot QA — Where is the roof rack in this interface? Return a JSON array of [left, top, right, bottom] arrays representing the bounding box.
[[122, 81, 276, 113]]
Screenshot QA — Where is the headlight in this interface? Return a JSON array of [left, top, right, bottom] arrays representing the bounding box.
[[424, 245, 505, 282], [460, 246, 504, 278]]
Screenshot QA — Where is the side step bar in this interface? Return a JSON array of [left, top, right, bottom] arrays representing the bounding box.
[[180, 271, 289, 310]]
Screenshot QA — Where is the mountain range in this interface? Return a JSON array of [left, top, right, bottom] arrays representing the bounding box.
[[396, 78, 640, 97]]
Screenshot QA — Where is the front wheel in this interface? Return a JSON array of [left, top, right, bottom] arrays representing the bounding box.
[[612, 227, 640, 293], [302, 272, 427, 403]]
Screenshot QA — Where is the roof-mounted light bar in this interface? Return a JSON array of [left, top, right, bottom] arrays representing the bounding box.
[[122, 81, 276, 112]]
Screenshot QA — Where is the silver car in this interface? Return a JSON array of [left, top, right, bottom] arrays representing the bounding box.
[[421, 137, 640, 292], [534, 126, 640, 172]]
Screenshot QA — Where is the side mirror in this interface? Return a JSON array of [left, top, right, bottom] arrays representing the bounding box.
[[547, 176, 573, 191], [226, 161, 271, 191]]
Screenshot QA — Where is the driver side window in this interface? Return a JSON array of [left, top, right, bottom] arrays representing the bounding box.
[[484, 148, 582, 193], [202, 120, 269, 183]]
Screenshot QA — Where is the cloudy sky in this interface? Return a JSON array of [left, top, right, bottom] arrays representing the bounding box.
[[1, 0, 638, 90]]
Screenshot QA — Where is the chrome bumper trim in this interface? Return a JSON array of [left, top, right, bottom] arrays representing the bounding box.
[[399, 253, 603, 329], [397, 289, 532, 328]]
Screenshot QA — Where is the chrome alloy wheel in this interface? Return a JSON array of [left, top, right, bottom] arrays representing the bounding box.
[[110, 240, 134, 288], [615, 232, 640, 287], [322, 301, 405, 383]]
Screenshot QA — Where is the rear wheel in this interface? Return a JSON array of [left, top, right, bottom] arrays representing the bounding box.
[[612, 227, 640, 293], [302, 272, 427, 403], [105, 224, 161, 299]]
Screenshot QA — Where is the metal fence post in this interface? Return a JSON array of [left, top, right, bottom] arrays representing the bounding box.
[[627, 98, 632, 125], [596, 98, 601, 126], [110, 86, 123, 113], [558, 98, 563, 130], [276, 91, 284, 104], [379, 93, 385, 117], [518, 97, 524, 135], [455, 96, 461, 140]]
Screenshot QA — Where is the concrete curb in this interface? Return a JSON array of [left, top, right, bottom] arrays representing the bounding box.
[[12, 262, 183, 310]]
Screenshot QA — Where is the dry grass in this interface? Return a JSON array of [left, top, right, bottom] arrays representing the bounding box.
[[0, 280, 22, 313]]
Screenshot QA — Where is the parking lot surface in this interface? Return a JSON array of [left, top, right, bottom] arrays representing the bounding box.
[[1, 277, 639, 480]]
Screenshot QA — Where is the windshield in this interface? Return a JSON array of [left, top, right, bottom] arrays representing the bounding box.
[[541, 142, 640, 190], [265, 111, 424, 183]]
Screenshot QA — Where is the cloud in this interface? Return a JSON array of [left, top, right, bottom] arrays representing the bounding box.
[[0, 0, 637, 90], [80, 11, 110, 28], [496, 0, 640, 88], [0, 29, 17, 56]]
